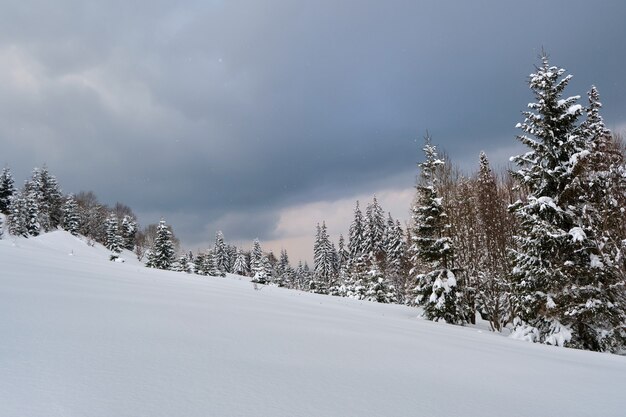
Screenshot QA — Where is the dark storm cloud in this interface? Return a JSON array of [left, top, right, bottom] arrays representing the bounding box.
[[1, 0, 625, 248]]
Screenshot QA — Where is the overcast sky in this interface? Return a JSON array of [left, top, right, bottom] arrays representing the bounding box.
[[2, 0, 625, 262]]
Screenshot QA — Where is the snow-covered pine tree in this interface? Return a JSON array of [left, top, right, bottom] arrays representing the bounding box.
[[409, 137, 462, 323], [121, 215, 137, 250], [312, 222, 335, 293], [226, 245, 237, 273], [0, 167, 16, 214], [25, 191, 41, 236], [232, 248, 249, 276], [62, 194, 80, 236], [385, 214, 408, 303], [173, 253, 192, 273], [509, 56, 625, 351], [104, 214, 124, 253], [273, 249, 290, 287], [557, 87, 625, 351], [206, 249, 221, 277], [7, 191, 28, 237], [337, 234, 349, 277], [24, 167, 63, 232], [365, 196, 386, 264], [213, 231, 228, 277], [346, 201, 368, 295], [250, 239, 268, 284], [194, 252, 208, 275], [38, 166, 63, 229], [146, 219, 175, 270], [348, 201, 366, 263]]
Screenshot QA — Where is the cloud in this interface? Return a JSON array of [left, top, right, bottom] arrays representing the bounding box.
[[1, 0, 625, 260]]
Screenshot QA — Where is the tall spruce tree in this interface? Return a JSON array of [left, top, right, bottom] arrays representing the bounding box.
[[0, 167, 16, 214], [146, 219, 175, 270], [104, 214, 123, 253], [213, 231, 228, 277], [385, 215, 407, 303], [409, 137, 462, 323], [509, 55, 625, 351], [62, 194, 81, 236], [312, 222, 335, 293], [121, 215, 137, 250], [250, 239, 268, 284], [365, 196, 385, 263], [233, 248, 249, 276], [8, 191, 29, 237]]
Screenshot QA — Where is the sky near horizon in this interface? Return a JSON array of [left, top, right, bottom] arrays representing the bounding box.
[[2, 0, 625, 262]]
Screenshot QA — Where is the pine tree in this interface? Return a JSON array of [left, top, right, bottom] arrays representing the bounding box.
[[348, 201, 366, 262], [346, 201, 368, 294], [7, 191, 28, 237], [62, 194, 81, 236], [25, 191, 41, 236], [0, 167, 16, 214], [509, 55, 625, 351], [121, 215, 137, 250], [213, 231, 228, 277], [233, 248, 249, 276], [146, 219, 175, 270], [24, 167, 63, 232], [194, 253, 208, 275], [250, 239, 268, 284], [409, 137, 462, 323], [274, 249, 291, 287], [312, 222, 335, 293], [385, 215, 408, 303], [365, 196, 386, 264], [337, 234, 349, 277], [104, 214, 124, 253], [206, 249, 221, 277]]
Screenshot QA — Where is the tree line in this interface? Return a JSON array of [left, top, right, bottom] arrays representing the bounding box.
[[1, 54, 624, 353]]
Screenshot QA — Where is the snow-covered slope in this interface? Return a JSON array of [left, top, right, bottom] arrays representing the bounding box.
[[1, 231, 625, 417]]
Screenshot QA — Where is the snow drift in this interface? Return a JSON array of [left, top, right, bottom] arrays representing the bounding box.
[[1, 231, 625, 417]]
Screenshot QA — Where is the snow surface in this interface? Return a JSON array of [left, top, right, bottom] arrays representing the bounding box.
[[1, 231, 625, 417]]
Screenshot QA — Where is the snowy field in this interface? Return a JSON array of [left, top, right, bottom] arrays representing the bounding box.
[[1, 231, 625, 417]]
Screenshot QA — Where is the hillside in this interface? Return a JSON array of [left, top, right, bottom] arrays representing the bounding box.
[[1, 231, 625, 417]]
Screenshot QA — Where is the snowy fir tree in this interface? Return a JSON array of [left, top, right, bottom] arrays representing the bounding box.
[[104, 214, 124, 253], [384, 214, 408, 303], [194, 253, 208, 275], [364, 196, 386, 264], [348, 201, 366, 262], [312, 222, 336, 293], [7, 191, 28, 237], [232, 248, 249, 276], [25, 191, 41, 237], [337, 234, 349, 277], [213, 231, 228, 277], [24, 167, 63, 232], [146, 219, 175, 270], [206, 250, 222, 277], [121, 215, 137, 250], [62, 194, 80, 236], [345, 201, 369, 294], [509, 55, 625, 351], [0, 167, 16, 214], [250, 239, 268, 284], [274, 249, 292, 287], [409, 137, 463, 323]]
